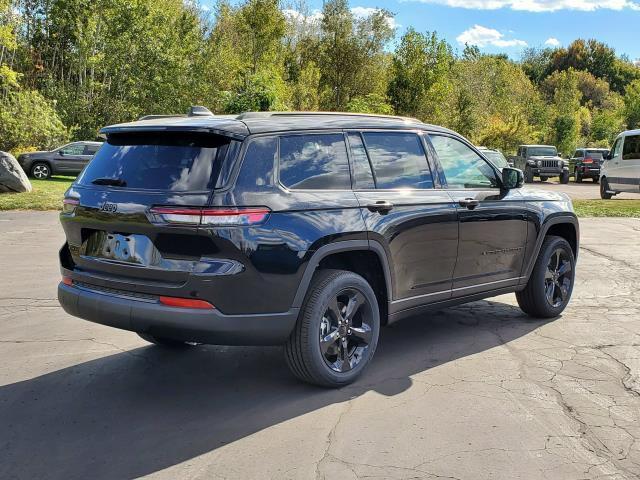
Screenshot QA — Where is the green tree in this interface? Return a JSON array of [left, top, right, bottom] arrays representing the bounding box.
[[387, 29, 453, 122], [345, 93, 393, 115], [623, 79, 640, 130], [319, 0, 393, 110], [548, 69, 581, 155]]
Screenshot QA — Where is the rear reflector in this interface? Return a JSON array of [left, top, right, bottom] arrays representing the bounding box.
[[149, 206, 270, 226], [159, 296, 214, 309], [62, 276, 73, 286]]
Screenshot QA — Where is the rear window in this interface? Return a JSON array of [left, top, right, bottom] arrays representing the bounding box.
[[77, 132, 232, 191]]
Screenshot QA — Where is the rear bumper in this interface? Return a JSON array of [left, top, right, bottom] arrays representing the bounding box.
[[576, 166, 600, 177], [58, 283, 299, 346]]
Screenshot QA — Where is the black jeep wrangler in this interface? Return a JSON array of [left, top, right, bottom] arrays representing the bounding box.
[[58, 110, 579, 387]]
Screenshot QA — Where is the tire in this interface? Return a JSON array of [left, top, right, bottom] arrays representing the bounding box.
[[31, 162, 51, 179], [516, 236, 575, 318], [137, 332, 192, 348], [593, 177, 599, 184], [600, 177, 613, 200], [284, 269, 380, 388], [574, 169, 582, 183], [560, 171, 570, 184], [524, 166, 534, 184], [540, 176, 548, 182]]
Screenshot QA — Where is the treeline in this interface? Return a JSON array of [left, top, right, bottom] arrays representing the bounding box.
[[2, 0, 640, 155]]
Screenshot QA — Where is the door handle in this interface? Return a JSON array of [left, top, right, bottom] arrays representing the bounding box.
[[366, 200, 394, 214], [458, 198, 480, 210]]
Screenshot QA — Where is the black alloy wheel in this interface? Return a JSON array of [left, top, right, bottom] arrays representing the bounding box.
[[516, 235, 575, 318], [285, 269, 380, 387], [543, 248, 572, 308], [319, 288, 374, 373]]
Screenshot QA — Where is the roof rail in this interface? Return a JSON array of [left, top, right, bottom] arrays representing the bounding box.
[[236, 111, 421, 123], [138, 114, 186, 120]]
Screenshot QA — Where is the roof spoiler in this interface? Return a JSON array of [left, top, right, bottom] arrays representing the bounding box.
[[138, 106, 214, 121]]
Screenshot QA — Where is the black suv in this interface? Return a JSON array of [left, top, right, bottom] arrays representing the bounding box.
[[58, 110, 579, 387]]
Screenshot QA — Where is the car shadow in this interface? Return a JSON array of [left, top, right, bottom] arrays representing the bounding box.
[[0, 300, 550, 480]]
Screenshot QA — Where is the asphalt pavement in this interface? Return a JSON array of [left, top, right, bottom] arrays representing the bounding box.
[[1, 211, 639, 480]]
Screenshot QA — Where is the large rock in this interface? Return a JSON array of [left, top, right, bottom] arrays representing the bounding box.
[[0, 151, 32, 193]]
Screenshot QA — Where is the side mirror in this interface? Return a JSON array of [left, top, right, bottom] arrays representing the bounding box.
[[58, 151, 66, 156], [502, 167, 524, 189], [604, 152, 612, 160]]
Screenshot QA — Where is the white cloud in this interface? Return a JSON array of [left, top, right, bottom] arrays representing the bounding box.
[[350, 7, 398, 28], [545, 37, 561, 46], [456, 25, 527, 48], [284, 6, 397, 29], [402, 0, 640, 12]]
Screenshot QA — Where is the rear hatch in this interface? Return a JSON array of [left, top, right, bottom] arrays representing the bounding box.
[[60, 130, 242, 296]]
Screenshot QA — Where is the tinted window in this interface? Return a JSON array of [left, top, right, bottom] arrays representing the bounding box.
[[362, 132, 433, 189], [612, 138, 623, 158], [77, 132, 230, 191], [483, 150, 509, 168], [236, 137, 277, 191], [430, 135, 499, 188], [623, 135, 640, 160], [60, 143, 85, 155], [584, 150, 604, 160], [574, 150, 583, 158], [83, 144, 100, 156], [347, 133, 375, 189], [279, 134, 350, 190], [528, 146, 557, 157]]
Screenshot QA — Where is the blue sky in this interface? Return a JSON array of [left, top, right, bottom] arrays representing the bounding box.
[[202, 0, 640, 61]]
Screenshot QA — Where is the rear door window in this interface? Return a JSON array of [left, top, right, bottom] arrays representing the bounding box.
[[279, 133, 351, 190], [361, 132, 433, 189], [77, 132, 231, 191], [622, 135, 640, 160]]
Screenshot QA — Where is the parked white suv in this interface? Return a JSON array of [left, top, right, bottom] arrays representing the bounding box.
[[600, 130, 640, 199]]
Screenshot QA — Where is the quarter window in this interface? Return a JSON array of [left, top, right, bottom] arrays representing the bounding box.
[[429, 135, 499, 189], [84, 145, 100, 156], [279, 134, 351, 190], [622, 135, 640, 160], [361, 132, 433, 189], [236, 137, 277, 190]]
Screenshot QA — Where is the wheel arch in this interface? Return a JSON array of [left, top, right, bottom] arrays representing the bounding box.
[[522, 215, 579, 281], [291, 240, 392, 324], [30, 159, 53, 176]]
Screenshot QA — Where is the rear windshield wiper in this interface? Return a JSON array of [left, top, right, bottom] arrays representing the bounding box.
[[91, 177, 127, 187]]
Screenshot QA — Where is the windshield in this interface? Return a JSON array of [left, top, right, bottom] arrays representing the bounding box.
[[483, 150, 509, 168], [585, 150, 606, 159], [528, 147, 557, 157], [77, 132, 232, 191]]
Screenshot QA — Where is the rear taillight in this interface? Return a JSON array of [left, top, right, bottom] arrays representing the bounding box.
[[62, 276, 73, 286], [583, 157, 593, 164], [149, 206, 270, 226], [159, 296, 214, 309], [62, 198, 79, 214]]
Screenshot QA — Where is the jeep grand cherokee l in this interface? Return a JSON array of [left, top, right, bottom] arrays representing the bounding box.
[[58, 110, 579, 387]]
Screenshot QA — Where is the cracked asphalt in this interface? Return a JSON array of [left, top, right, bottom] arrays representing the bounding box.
[[1, 211, 639, 480]]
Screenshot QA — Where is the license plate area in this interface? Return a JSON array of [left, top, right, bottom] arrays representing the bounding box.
[[84, 231, 159, 266]]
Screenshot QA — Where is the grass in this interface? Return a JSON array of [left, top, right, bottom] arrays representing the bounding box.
[[573, 199, 640, 218], [1, 177, 640, 217], [0, 176, 74, 211]]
